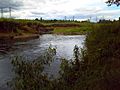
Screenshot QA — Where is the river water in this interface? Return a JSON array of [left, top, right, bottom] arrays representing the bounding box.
[[0, 34, 85, 90]]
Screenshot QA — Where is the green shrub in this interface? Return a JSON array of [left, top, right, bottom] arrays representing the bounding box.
[[8, 47, 56, 90]]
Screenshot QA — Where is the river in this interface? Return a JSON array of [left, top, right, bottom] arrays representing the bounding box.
[[0, 34, 85, 90]]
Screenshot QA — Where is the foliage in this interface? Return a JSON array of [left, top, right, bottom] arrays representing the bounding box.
[[57, 22, 120, 90], [78, 22, 120, 90], [106, 0, 120, 6], [8, 46, 56, 90]]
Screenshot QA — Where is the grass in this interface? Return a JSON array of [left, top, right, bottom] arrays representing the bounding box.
[[53, 22, 93, 35], [53, 27, 89, 35]]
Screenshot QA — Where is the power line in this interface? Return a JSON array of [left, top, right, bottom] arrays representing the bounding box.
[[0, 7, 12, 18], [96, 16, 98, 22], [64, 16, 67, 20], [1, 8, 3, 18], [9, 7, 11, 18], [102, 15, 104, 20], [73, 16, 75, 21], [90, 16, 92, 21]]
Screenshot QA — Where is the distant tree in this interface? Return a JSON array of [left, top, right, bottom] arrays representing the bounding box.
[[106, 0, 120, 6], [113, 19, 116, 22], [35, 18, 39, 21], [119, 17, 120, 21], [40, 17, 43, 21], [98, 19, 112, 23], [53, 19, 57, 22]]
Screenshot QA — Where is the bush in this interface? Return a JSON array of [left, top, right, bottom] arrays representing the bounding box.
[[78, 22, 120, 90], [8, 47, 56, 90]]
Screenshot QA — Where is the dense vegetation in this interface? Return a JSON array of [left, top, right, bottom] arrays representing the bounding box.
[[106, 0, 120, 6], [8, 21, 120, 90], [8, 47, 57, 90], [81, 22, 120, 90]]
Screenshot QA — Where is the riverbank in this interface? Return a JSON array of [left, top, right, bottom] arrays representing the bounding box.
[[0, 18, 54, 42], [12, 34, 39, 42], [0, 34, 40, 53], [0, 33, 39, 42]]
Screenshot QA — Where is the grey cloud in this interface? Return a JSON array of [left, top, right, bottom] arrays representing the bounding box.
[[0, 0, 23, 9], [31, 12, 46, 15], [75, 8, 102, 13], [28, 14, 47, 19], [35, 0, 46, 3], [31, 10, 61, 16]]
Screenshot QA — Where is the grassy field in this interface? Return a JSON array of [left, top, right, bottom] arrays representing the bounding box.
[[53, 26, 92, 35], [45, 21, 93, 35]]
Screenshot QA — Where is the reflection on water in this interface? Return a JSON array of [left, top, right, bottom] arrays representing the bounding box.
[[0, 34, 85, 89]]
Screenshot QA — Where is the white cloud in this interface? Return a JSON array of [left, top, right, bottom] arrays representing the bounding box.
[[2, 0, 119, 21]]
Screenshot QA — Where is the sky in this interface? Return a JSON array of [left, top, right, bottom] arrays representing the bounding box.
[[0, 0, 120, 21]]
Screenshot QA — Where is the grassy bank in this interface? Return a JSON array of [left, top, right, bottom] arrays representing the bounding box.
[[0, 18, 53, 41]]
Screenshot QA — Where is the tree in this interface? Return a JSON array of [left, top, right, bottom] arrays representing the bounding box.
[[40, 17, 43, 21], [35, 18, 39, 21], [106, 0, 120, 6], [119, 17, 120, 21]]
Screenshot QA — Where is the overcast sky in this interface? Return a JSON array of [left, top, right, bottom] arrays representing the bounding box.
[[0, 0, 120, 21]]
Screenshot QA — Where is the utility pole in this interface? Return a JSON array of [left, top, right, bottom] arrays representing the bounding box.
[[96, 16, 98, 22], [64, 16, 67, 21], [9, 7, 11, 18], [90, 16, 92, 22], [102, 15, 104, 20], [1, 8, 3, 18], [73, 16, 75, 21]]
